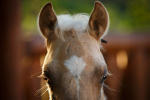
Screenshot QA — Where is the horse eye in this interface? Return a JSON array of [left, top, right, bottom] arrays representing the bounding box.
[[101, 75, 107, 83], [43, 77, 47, 80], [43, 70, 50, 79]]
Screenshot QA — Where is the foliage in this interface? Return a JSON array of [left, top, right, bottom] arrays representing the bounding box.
[[22, 0, 150, 35]]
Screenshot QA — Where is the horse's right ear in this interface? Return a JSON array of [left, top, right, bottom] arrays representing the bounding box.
[[38, 2, 57, 39]]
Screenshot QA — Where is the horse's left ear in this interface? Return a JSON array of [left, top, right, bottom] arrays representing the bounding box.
[[89, 1, 109, 40]]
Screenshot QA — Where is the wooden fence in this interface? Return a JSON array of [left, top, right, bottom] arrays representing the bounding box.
[[22, 34, 150, 100]]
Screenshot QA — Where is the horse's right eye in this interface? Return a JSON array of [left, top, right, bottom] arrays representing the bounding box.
[[43, 77, 48, 80], [100, 75, 107, 83]]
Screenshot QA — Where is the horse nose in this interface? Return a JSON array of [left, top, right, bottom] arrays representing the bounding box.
[[100, 68, 107, 83]]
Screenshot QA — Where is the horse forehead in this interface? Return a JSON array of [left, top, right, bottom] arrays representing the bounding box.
[[64, 55, 86, 78], [63, 53, 105, 78], [63, 35, 104, 63]]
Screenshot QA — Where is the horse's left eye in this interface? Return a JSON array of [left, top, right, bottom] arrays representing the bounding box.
[[101, 75, 107, 83]]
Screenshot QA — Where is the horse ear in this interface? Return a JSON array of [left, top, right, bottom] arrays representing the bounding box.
[[89, 1, 109, 40], [38, 2, 57, 39]]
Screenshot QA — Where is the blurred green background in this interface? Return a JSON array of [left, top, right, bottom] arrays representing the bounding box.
[[22, 0, 150, 35]]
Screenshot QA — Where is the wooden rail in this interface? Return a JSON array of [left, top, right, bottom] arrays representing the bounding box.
[[23, 34, 150, 100]]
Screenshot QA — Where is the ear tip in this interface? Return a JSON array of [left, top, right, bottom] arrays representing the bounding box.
[[40, 2, 53, 14], [94, 1, 103, 7], [41, 2, 53, 10], [44, 2, 53, 7]]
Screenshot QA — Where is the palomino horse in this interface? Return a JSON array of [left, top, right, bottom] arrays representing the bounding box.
[[38, 1, 109, 100]]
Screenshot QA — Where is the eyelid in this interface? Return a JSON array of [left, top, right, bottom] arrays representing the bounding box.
[[37, 74, 44, 78], [43, 71, 50, 78], [43, 77, 48, 80], [37, 74, 47, 79]]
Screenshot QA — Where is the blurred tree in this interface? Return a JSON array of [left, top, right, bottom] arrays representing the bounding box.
[[22, 0, 93, 34], [22, 0, 150, 35], [126, 0, 150, 32]]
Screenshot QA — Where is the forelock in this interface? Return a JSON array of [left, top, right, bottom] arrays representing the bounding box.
[[55, 14, 90, 40]]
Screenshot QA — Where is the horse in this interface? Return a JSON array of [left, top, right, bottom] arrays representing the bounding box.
[[38, 1, 109, 100]]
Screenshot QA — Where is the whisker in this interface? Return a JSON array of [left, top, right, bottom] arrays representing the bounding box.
[[30, 71, 42, 78], [112, 75, 125, 87], [41, 88, 48, 96], [103, 86, 115, 95], [103, 83, 119, 92], [107, 70, 113, 76], [29, 68, 42, 78], [102, 83, 120, 96], [34, 85, 48, 97], [107, 70, 125, 87]]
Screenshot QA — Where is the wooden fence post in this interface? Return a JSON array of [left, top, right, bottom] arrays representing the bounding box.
[[0, 0, 22, 100]]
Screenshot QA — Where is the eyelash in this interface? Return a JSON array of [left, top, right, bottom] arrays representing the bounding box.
[[43, 77, 48, 80], [42, 70, 50, 81]]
